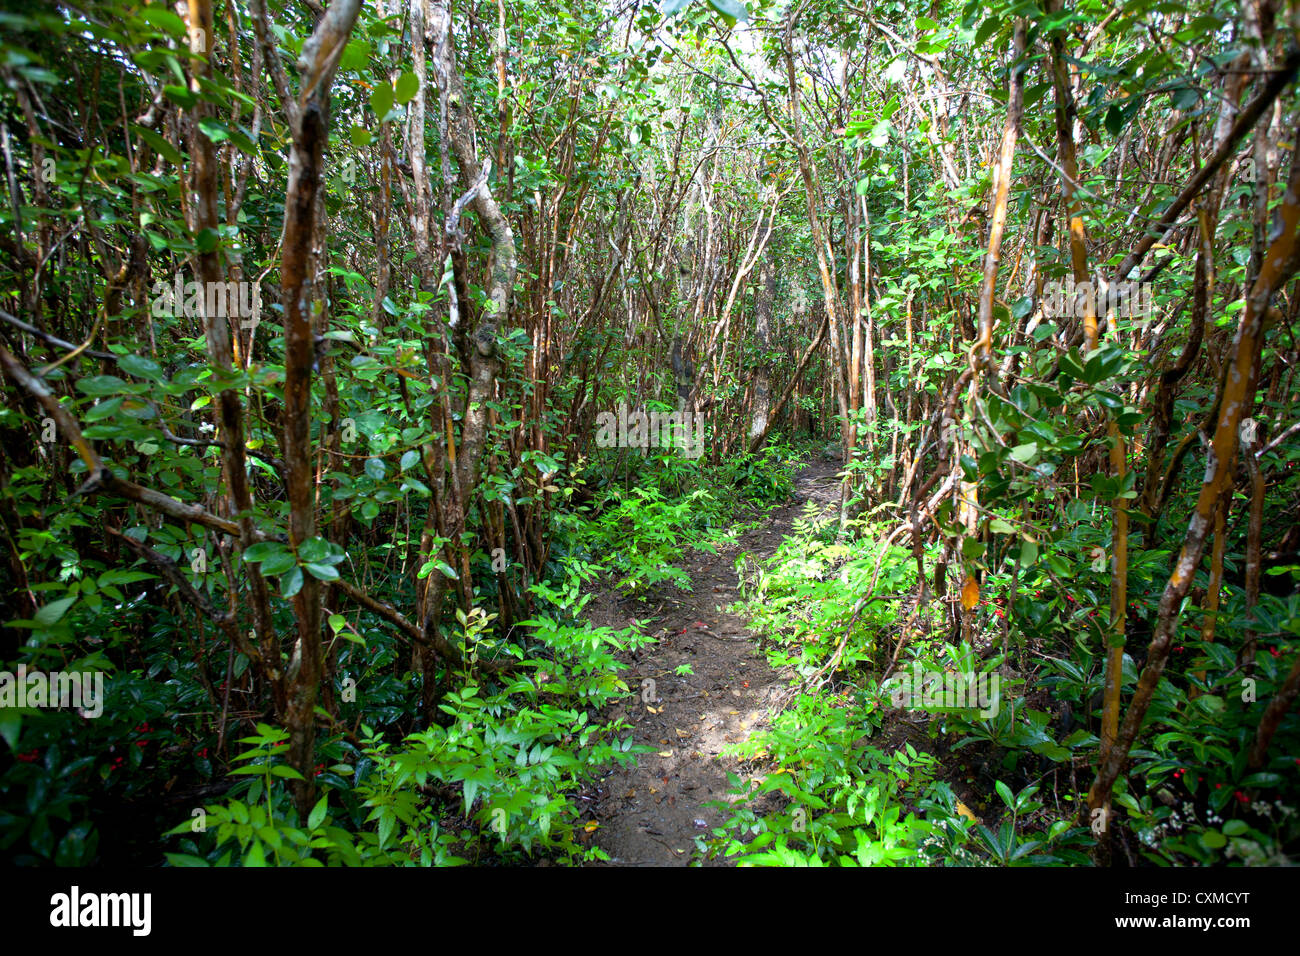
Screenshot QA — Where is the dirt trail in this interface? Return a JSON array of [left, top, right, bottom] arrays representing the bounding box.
[[583, 460, 841, 865]]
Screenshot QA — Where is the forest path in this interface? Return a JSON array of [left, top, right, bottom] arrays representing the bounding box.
[[583, 459, 841, 865]]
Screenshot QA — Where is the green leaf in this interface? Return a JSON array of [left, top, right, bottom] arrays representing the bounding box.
[[1082, 348, 1116, 384], [1239, 772, 1282, 787], [1105, 97, 1142, 136], [304, 562, 340, 582], [1170, 85, 1200, 111], [118, 354, 164, 382], [77, 375, 126, 396], [137, 8, 187, 36], [1022, 83, 1050, 110], [394, 70, 419, 105], [1010, 441, 1038, 464], [1199, 829, 1227, 850], [995, 780, 1014, 808], [163, 82, 198, 107], [85, 397, 124, 422], [197, 118, 230, 143], [242, 542, 283, 563], [131, 123, 186, 166], [0, 711, 21, 750], [960, 454, 978, 482], [260, 550, 296, 575], [1058, 350, 1086, 380], [195, 228, 220, 253], [339, 38, 371, 73], [369, 82, 394, 120], [706, 0, 748, 21], [308, 795, 328, 830], [297, 537, 330, 563], [281, 566, 304, 599], [35, 595, 77, 627], [402, 477, 431, 496], [974, 16, 1002, 46]]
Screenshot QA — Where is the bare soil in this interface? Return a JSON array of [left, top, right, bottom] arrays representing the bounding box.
[[581, 460, 842, 866]]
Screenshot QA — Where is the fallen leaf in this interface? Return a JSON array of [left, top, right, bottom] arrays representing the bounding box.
[[657, 750, 673, 757]]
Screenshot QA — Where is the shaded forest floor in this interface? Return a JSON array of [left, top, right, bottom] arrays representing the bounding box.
[[580, 460, 841, 865]]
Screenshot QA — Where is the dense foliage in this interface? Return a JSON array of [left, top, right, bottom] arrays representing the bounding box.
[[1, 0, 1299, 867]]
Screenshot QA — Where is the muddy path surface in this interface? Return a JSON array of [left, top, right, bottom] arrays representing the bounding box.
[[582, 459, 841, 866]]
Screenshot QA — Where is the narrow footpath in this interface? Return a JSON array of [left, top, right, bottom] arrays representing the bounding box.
[[584, 461, 841, 865]]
